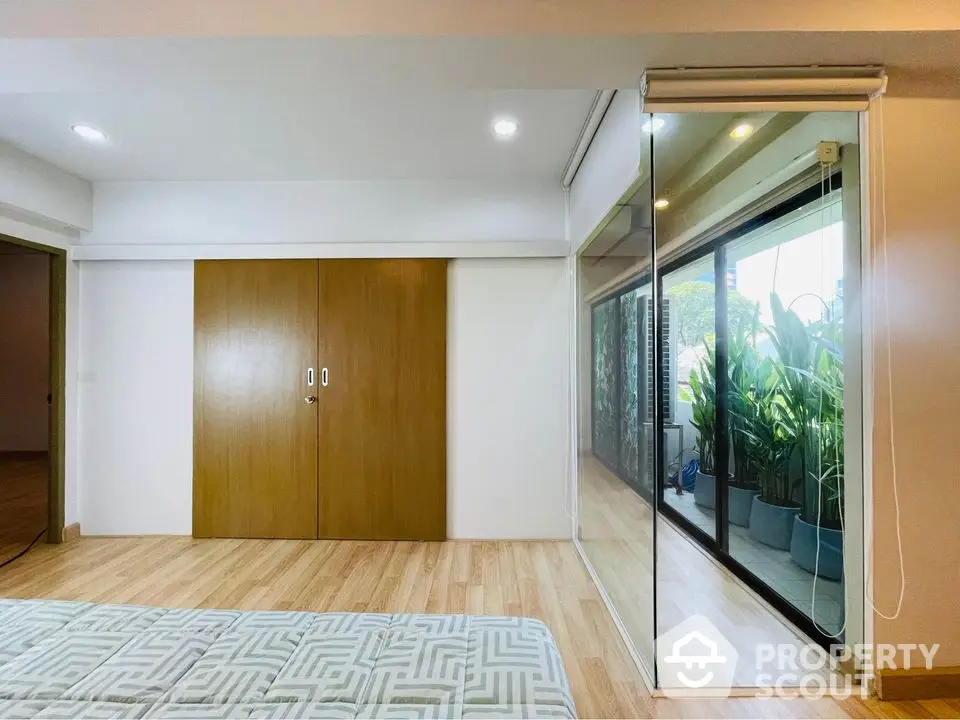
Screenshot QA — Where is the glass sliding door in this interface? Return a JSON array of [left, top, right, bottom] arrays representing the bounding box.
[[724, 188, 847, 638], [660, 251, 718, 540], [651, 109, 863, 686], [577, 157, 658, 680]]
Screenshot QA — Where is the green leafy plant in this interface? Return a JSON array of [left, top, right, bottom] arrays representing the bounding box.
[[727, 304, 761, 490], [686, 289, 845, 523], [762, 293, 845, 522], [735, 356, 803, 506], [793, 320, 845, 529], [688, 344, 716, 475], [762, 293, 812, 507]]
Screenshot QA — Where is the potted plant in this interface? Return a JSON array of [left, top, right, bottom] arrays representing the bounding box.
[[790, 320, 845, 579], [688, 345, 717, 509], [741, 357, 802, 548], [727, 307, 761, 526], [744, 295, 810, 549]]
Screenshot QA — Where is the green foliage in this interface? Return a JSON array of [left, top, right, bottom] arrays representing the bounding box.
[[733, 356, 803, 506], [790, 318, 845, 528], [669, 280, 760, 348], [592, 300, 619, 466], [685, 288, 845, 526], [727, 306, 761, 490], [762, 293, 845, 522], [688, 345, 716, 475]]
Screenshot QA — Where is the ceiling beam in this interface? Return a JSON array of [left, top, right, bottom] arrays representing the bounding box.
[[1, 0, 959, 38]]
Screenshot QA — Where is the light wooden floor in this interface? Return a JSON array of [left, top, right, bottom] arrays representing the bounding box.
[[0, 537, 956, 718], [0, 453, 47, 565], [579, 454, 826, 687]]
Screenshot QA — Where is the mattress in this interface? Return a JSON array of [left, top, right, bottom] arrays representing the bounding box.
[[0, 599, 576, 719]]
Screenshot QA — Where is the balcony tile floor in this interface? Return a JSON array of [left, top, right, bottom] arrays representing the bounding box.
[[663, 490, 844, 637]]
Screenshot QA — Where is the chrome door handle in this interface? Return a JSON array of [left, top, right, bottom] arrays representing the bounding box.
[[307, 367, 315, 387], [321, 368, 329, 387], [304, 395, 317, 404]]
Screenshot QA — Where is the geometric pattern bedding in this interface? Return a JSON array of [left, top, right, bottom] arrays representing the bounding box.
[[0, 600, 576, 719]]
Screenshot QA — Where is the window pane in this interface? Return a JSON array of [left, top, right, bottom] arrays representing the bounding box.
[[662, 254, 717, 538], [727, 194, 846, 638]]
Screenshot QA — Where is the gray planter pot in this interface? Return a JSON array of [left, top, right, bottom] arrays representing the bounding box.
[[789, 516, 844, 580], [693, 471, 715, 509], [728, 485, 755, 527], [748, 495, 799, 550]]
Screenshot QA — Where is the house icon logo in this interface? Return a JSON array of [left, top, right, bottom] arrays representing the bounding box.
[[657, 615, 738, 697]]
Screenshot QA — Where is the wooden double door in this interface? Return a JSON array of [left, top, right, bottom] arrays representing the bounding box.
[[193, 259, 446, 541]]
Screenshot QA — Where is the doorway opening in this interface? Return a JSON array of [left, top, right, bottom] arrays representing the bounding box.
[[0, 234, 67, 565]]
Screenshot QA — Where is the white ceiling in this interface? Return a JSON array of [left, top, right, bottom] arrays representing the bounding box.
[[3, 35, 959, 96], [2, 32, 960, 183], [0, 39, 614, 183], [0, 89, 595, 182]]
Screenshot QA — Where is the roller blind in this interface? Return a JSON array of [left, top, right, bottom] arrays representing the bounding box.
[[641, 66, 886, 113]]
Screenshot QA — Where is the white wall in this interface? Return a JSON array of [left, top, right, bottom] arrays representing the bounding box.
[[78, 261, 194, 535], [78, 257, 572, 539], [448, 258, 571, 539], [86, 180, 566, 252], [568, 89, 642, 251], [0, 140, 92, 232], [0, 252, 49, 452]]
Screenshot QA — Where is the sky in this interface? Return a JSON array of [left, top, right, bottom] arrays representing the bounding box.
[[734, 221, 844, 325]]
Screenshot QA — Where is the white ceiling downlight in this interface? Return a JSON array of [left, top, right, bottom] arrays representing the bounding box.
[[492, 117, 519, 139], [654, 198, 670, 209], [71, 124, 107, 142], [729, 123, 754, 139], [642, 117, 665, 133]]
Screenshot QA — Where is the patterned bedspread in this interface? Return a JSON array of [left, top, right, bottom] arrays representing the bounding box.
[[0, 599, 576, 719]]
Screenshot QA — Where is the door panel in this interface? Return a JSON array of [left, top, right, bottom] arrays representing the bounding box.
[[317, 259, 447, 540], [194, 260, 318, 538]]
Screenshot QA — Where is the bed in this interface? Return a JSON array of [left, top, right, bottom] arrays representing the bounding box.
[[0, 599, 576, 719]]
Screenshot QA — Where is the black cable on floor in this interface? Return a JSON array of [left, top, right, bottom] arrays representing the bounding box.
[[0, 527, 47, 570]]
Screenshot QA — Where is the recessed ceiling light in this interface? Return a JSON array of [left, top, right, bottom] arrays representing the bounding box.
[[642, 117, 665, 133], [654, 198, 670, 209], [492, 118, 519, 139], [71, 124, 107, 142], [729, 123, 754, 140]]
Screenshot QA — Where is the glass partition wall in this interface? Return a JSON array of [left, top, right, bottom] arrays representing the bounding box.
[[652, 110, 863, 688], [577, 172, 658, 679], [577, 107, 863, 692]]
